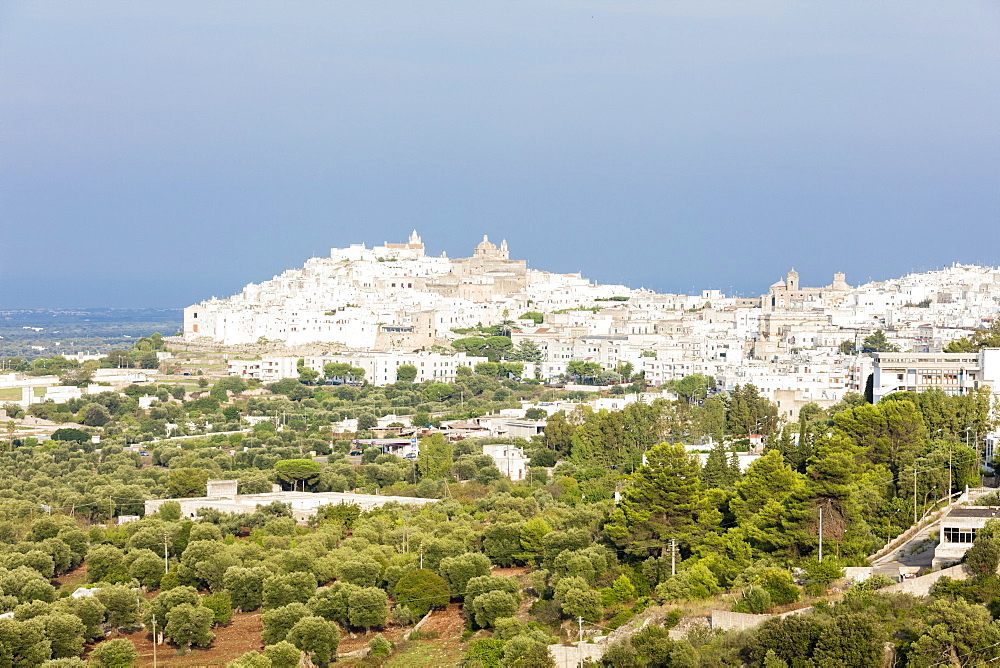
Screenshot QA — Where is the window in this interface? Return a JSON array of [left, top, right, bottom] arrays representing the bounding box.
[[943, 527, 977, 543]]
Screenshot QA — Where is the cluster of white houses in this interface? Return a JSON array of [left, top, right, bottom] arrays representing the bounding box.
[[191, 234, 1000, 405], [199, 234, 1000, 461]]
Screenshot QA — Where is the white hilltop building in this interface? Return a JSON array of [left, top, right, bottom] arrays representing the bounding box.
[[183, 232, 642, 350]]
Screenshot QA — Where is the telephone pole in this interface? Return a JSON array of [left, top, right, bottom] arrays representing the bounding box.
[[948, 440, 953, 501], [913, 468, 918, 524], [578, 616, 583, 668], [670, 538, 677, 576], [818, 507, 823, 562], [163, 531, 170, 574]]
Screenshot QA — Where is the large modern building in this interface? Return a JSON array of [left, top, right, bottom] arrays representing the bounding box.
[[933, 506, 1000, 569], [872, 348, 1000, 402]]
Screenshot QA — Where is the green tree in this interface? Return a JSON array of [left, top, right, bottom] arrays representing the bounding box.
[[86, 545, 128, 583], [0, 617, 51, 666], [263, 641, 302, 667], [701, 441, 736, 489], [164, 602, 214, 653], [438, 552, 490, 597], [862, 329, 900, 353], [202, 591, 234, 625], [167, 468, 209, 498], [56, 596, 106, 642], [566, 361, 601, 384], [668, 373, 716, 404], [262, 603, 310, 645], [88, 638, 138, 668], [541, 411, 575, 455], [158, 501, 182, 521], [347, 587, 387, 630], [224, 566, 270, 611], [518, 518, 552, 565], [338, 556, 381, 587], [286, 616, 341, 667], [561, 587, 602, 622], [417, 433, 453, 480], [38, 612, 85, 658], [148, 586, 200, 631], [396, 364, 418, 382], [227, 651, 272, 668], [511, 339, 542, 363], [604, 442, 711, 556], [965, 519, 1000, 576], [905, 598, 1000, 665], [810, 614, 883, 666], [323, 363, 365, 383], [95, 585, 140, 629], [262, 572, 317, 609], [470, 589, 519, 629], [50, 428, 90, 444], [297, 363, 319, 385], [274, 459, 321, 491], [394, 568, 450, 615], [82, 404, 111, 427], [411, 410, 430, 427]]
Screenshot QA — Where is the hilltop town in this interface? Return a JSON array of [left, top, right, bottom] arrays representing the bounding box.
[[186, 232, 1000, 423]]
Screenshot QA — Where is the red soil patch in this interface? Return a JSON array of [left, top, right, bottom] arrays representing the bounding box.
[[337, 622, 411, 653], [417, 602, 466, 638], [121, 611, 264, 667]]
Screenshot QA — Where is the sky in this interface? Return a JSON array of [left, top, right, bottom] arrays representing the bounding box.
[[1, 1, 998, 307]]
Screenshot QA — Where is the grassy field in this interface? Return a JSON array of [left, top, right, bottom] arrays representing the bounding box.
[[383, 639, 466, 667], [0, 388, 21, 401]]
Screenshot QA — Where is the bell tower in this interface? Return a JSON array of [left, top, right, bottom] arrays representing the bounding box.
[[786, 268, 799, 292]]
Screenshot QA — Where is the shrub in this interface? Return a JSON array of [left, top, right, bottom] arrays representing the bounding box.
[[368, 633, 394, 658], [394, 569, 450, 617]]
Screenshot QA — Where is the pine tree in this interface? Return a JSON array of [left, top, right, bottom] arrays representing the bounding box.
[[605, 442, 710, 556]]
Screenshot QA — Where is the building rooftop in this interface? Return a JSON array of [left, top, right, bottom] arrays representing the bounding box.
[[946, 507, 1000, 519]]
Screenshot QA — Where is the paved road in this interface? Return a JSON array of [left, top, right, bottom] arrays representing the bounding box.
[[872, 488, 997, 579]]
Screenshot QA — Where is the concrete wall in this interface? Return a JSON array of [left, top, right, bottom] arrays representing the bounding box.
[[880, 564, 970, 596], [207, 480, 238, 497], [710, 610, 771, 632]]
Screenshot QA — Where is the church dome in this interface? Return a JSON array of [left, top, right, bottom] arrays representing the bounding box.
[[475, 235, 497, 251]]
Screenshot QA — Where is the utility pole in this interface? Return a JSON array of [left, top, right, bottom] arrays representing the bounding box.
[[818, 507, 823, 562], [151, 614, 157, 667], [419, 544, 423, 570], [949, 440, 953, 500], [670, 538, 677, 576], [163, 531, 170, 574], [913, 468, 918, 524], [578, 616, 583, 668]]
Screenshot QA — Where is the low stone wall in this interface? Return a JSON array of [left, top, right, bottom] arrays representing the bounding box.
[[710, 610, 770, 632], [409, 609, 435, 636], [880, 564, 969, 596]]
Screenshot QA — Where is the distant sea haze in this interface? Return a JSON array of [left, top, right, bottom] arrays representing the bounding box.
[[0, 308, 183, 360]]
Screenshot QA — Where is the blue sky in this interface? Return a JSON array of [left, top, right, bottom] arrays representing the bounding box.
[[2, 1, 998, 307]]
